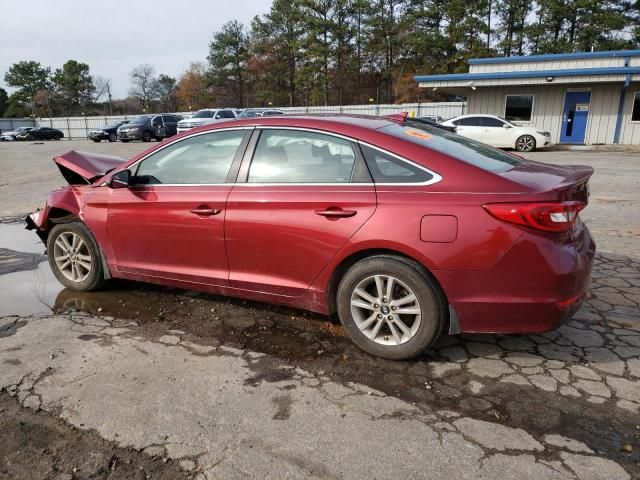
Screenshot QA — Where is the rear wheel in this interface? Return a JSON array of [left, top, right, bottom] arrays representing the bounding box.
[[336, 255, 446, 360], [108, 133, 117, 142], [515, 135, 536, 152], [47, 222, 105, 292]]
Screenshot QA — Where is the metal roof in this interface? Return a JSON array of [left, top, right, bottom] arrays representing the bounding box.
[[467, 49, 640, 65], [414, 66, 640, 83]]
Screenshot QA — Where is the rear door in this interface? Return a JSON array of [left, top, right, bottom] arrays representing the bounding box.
[[224, 128, 376, 297], [106, 128, 250, 285]]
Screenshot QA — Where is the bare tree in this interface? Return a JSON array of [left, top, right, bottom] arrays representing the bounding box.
[[129, 64, 157, 111], [94, 75, 113, 115]]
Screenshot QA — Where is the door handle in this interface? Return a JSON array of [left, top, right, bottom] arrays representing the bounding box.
[[189, 207, 221, 216], [315, 208, 357, 218]]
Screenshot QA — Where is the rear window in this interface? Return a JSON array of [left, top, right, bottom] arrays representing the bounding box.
[[380, 121, 524, 173]]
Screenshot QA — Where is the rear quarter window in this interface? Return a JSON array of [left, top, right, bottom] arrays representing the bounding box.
[[361, 145, 435, 184], [380, 122, 524, 173]]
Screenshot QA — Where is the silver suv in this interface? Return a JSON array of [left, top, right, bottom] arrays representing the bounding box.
[[176, 109, 237, 133]]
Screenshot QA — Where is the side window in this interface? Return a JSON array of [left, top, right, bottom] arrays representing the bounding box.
[[248, 130, 356, 183], [361, 144, 434, 184], [134, 130, 246, 184], [221, 110, 235, 118], [481, 117, 505, 127], [456, 117, 482, 126], [151, 116, 163, 127]]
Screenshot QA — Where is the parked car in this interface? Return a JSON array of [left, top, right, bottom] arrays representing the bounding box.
[[237, 108, 285, 118], [176, 109, 237, 134], [440, 114, 551, 152], [0, 126, 34, 141], [26, 115, 594, 360], [418, 115, 444, 123], [117, 114, 182, 142], [17, 127, 64, 141], [89, 120, 129, 142]]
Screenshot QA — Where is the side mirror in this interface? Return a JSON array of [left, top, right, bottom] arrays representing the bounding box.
[[111, 170, 131, 189], [503, 124, 512, 128]]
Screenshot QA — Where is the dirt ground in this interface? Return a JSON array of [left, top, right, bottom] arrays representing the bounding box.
[[0, 139, 639, 479], [0, 394, 185, 479]]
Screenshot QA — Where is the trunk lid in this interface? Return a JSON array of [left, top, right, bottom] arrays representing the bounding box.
[[500, 159, 593, 203], [54, 150, 126, 185]]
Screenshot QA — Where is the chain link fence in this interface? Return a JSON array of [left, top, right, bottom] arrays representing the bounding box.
[[1, 102, 465, 140]]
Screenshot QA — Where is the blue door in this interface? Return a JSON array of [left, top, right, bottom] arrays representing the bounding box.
[[560, 91, 591, 144]]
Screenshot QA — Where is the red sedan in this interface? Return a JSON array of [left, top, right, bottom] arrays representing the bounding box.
[[27, 115, 595, 359]]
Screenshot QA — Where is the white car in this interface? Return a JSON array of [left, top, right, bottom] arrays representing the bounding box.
[[176, 109, 237, 134], [440, 114, 551, 152]]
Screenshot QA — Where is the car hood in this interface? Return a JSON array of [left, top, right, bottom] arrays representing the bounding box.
[[54, 150, 127, 184]]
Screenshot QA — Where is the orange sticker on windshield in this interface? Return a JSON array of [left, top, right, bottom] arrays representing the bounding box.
[[405, 129, 432, 141]]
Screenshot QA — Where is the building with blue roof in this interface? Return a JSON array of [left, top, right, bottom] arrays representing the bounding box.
[[415, 50, 640, 145]]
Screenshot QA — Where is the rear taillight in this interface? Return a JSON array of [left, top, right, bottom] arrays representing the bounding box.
[[483, 201, 585, 233]]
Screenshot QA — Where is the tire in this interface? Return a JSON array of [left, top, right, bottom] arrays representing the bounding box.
[[141, 130, 151, 142], [336, 255, 446, 360], [47, 222, 105, 292], [92, 139, 101, 143], [120, 139, 129, 143], [515, 135, 536, 152], [108, 133, 117, 142]]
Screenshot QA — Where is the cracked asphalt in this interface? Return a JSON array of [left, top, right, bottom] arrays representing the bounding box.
[[0, 141, 639, 479]]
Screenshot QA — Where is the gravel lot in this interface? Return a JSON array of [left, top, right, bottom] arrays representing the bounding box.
[[0, 139, 638, 479]]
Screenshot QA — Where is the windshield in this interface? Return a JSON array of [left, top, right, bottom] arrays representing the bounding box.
[[192, 110, 215, 119], [129, 115, 151, 125], [104, 121, 123, 128], [380, 120, 525, 173]]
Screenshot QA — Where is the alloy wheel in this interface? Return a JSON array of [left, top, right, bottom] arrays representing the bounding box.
[[350, 275, 422, 346], [53, 232, 92, 283], [516, 135, 535, 152]]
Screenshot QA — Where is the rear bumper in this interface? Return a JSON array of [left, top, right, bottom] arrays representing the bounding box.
[[437, 224, 595, 333]]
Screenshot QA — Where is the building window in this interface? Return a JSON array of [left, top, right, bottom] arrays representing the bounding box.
[[632, 93, 640, 122], [505, 95, 534, 122]]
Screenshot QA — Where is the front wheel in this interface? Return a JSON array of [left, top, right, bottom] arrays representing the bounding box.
[[515, 135, 536, 152], [336, 256, 446, 360], [47, 222, 105, 291], [108, 133, 117, 142], [141, 130, 151, 142]]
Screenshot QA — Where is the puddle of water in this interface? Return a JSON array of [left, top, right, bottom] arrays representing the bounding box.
[[0, 222, 45, 254], [0, 261, 61, 316]]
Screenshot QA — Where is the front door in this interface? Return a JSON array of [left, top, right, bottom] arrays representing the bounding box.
[[106, 129, 250, 285], [225, 128, 377, 297], [560, 91, 591, 144]]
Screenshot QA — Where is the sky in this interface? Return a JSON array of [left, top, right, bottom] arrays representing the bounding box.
[[0, 0, 272, 98]]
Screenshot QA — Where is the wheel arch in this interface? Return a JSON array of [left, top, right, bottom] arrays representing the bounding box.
[[325, 247, 450, 332]]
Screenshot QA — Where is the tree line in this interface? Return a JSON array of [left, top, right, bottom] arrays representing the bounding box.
[[1, 0, 638, 117]]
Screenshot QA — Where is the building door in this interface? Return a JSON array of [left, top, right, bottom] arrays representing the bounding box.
[[560, 91, 591, 144]]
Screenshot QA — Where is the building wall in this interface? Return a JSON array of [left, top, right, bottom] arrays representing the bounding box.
[[466, 84, 640, 145]]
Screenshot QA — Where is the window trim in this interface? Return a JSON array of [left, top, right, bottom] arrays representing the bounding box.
[[234, 126, 442, 187], [504, 94, 535, 123], [631, 92, 640, 123], [106, 125, 443, 188], [114, 127, 254, 187]]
